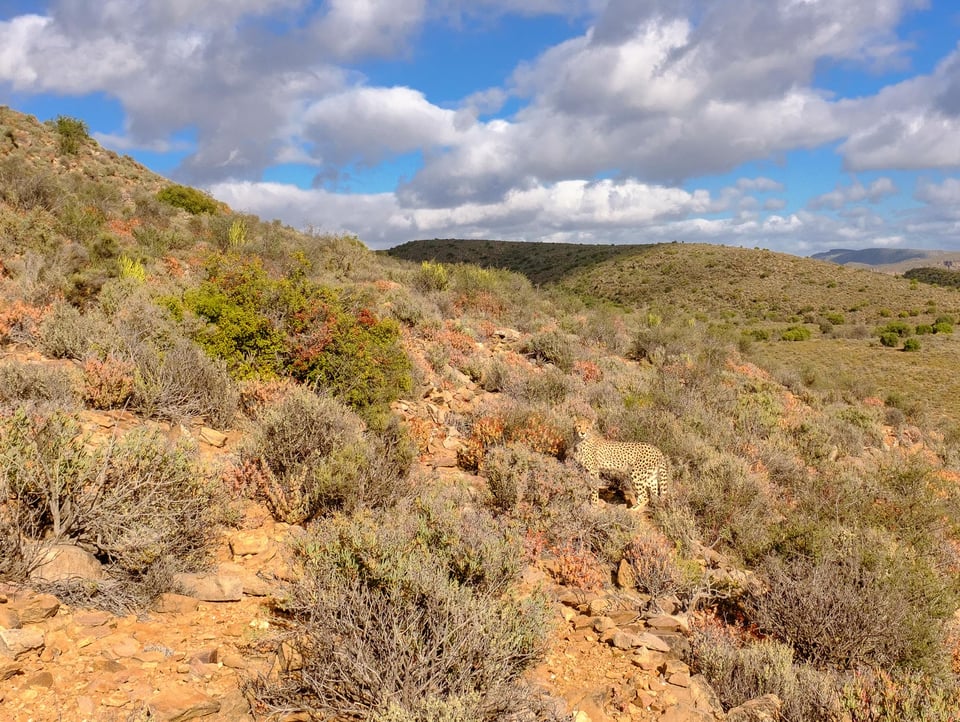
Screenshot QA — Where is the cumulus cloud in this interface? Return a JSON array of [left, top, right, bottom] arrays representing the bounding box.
[[808, 177, 899, 210], [2, 1, 960, 251]]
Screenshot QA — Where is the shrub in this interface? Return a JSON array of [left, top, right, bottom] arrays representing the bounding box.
[[185, 254, 412, 409], [824, 312, 845, 325], [414, 260, 450, 292], [37, 300, 94, 359], [129, 338, 239, 427], [932, 320, 954, 334], [83, 430, 219, 578], [241, 387, 413, 522], [839, 669, 960, 722], [780, 326, 811, 341], [689, 623, 838, 722], [51, 115, 89, 155], [247, 497, 553, 720], [915, 324, 933, 335], [622, 528, 697, 601], [879, 321, 912, 337], [521, 328, 575, 372], [744, 545, 954, 670], [879, 332, 900, 348], [0, 361, 81, 412], [0, 411, 219, 580], [903, 337, 921, 352], [156, 184, 219, 215], [82, 354, 135, 409]]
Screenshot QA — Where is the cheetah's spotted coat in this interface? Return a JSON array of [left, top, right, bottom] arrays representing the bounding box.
[[573, 420, 669, 509]]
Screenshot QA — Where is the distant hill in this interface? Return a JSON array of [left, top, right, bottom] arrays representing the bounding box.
[[811, 247, 960, 273], [387, 238, 960, 327]]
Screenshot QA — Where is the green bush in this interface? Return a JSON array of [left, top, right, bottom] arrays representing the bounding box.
[[879, 321, 912, 337], [932, 321, 953, 334], [156, 184, 219, 215], [184, 253, 412, 409], [183, 257, 287, 379], [915, 324, 933, 335], [823, 312, 845, 325], [780, 326, 811, 341], [903, 337, 921, 352], [50, 115, 89, 155], [879, 332, 900, 347], [414, 260, 450, 292], [247, 496, 553, 720]]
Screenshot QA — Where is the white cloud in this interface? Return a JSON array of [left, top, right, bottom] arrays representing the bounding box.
[[302, 86, 463, 167], [809, 177, 899, 209]]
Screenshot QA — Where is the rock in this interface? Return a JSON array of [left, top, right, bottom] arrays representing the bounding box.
[[573, 712, 592, 722], [727, 694, 783, 722], [588, 598, 610, 616], [610, 631, 641, 650], [0, 608, 20, 629], [174, 572, 243, 602], [631, 648, 668, 671], [154, 593, 201, 614], [647, 614, 689, 634], [635, 632, 672, 653], [689, 675, 724, 714], [8, 592, 60, 624], [198, 427, 228, 447], [73, 610, 112, 627], [668, 671, 691, 688], [616, 559, 636, 589], [31, 544, 106, 582], [149, 686, 221, 721], [26, 670, 54, 688], [229, 531, 271, 557], [0, 661, 22, 680], [660, 704, 714, 722], [0, 628, 44, 659], [593, 616, 615, 633], [431, 449, 459, 468]]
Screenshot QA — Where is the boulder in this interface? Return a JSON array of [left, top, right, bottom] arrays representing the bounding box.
[[31, 544, 105, 582]]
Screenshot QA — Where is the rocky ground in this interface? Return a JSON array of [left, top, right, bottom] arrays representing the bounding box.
[[0, 335, 818, 722]]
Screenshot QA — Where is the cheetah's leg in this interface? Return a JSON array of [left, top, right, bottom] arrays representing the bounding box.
[[629, 470, 651, 510], [588, 472, 601, 506]]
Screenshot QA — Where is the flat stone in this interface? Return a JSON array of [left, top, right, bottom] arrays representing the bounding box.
[[198, 427, 227, 448], [174, 572, 243, 602], [0, 661, 22, 680], [154, 593, 200, 614], [0, 628, 44, 659], [660, 704, 714, 722], [73, 610, 113, 627], [610, 630, 642, 650], [727, 694, 783, 722], [668, 672, 691, 687], [635, 632, 672, 653], [31, 544, 106, 582], [647, 614, 689, 634], [9, 593, 60, 624], [26, 671, 54, 688], [149, 687, 221, 721], [228, 531, 271, 557], [0, 608, 21, 629]]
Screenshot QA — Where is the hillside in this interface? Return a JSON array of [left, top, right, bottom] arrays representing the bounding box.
[[2, 106, 960, 722], [812, 247, 960, 274]]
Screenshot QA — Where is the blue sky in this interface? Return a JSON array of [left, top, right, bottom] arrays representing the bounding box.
[[2, 1, 959, 254]]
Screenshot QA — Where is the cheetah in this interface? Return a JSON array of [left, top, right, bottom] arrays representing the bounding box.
[[573, 419, 669, 509]]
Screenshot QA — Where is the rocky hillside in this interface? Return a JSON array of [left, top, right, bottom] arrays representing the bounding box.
[[2, 106, 960, 722]]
